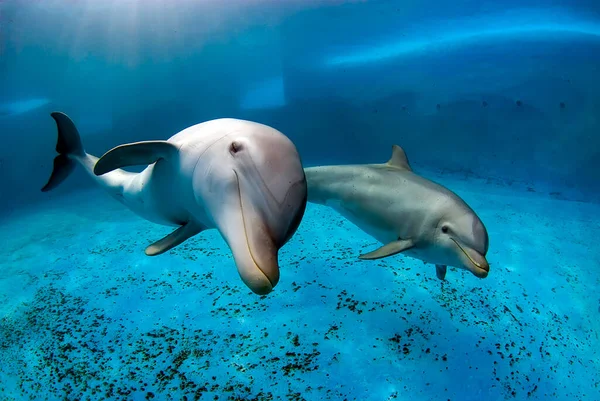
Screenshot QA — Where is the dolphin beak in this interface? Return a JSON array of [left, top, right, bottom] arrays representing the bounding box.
[[216, 172, 280, 295], [237, 199, 280, 295], [451, 238, 490, 278]]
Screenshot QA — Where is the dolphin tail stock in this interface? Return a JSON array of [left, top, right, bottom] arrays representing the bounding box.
[[41, 112, 87, 192]]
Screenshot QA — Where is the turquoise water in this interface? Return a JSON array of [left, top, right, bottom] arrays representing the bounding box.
[[1, 1, 600, 400], [2, 173, 598, 400]]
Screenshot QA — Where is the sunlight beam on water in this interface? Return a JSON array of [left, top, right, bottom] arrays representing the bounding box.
[[324, 9, 600, 68], [104, 1, 141, 67], [0, 98, 50, 117]]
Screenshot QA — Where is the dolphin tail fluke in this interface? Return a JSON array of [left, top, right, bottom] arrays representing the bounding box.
[[41, 112, 86, 192]]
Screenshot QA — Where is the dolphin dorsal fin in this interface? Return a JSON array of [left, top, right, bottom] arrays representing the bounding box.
[[386, 144, 412, 171]]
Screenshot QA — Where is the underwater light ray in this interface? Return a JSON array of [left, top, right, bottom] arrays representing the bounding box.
[[146, 1, 180, 63], [121, 0, 141, 68], [103, 0, 142, 67], [325, 9, 600, 68], [66, 1, 98, 62], [0, 98, 50, 117]]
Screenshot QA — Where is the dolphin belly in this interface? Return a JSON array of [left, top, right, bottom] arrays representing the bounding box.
[[326, 199, 396, 245], [122, 162, 200, 228]]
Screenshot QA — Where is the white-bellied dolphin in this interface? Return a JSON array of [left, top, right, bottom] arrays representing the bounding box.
[[42, 112, 308, 295], [304, 145, 490, 280]]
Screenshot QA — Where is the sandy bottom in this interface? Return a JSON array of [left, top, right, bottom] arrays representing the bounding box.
[[1, 173, 599, 401]]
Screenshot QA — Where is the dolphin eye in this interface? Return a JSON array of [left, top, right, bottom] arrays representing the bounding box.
[[441, 225, 449, 233], [230, 141, 243, 154]]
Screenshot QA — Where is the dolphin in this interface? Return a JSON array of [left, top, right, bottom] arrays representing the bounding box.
[[42, 112, 308, 295], [304, 145, 490, 280]]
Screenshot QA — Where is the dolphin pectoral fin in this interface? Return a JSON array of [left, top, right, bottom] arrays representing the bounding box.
[[435, 264, 447, 280], [94, 140, 178, 176], [145, 222, 204, 256], [358, 239, 414, 260]]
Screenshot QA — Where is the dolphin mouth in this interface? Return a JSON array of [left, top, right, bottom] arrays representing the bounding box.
[[450, 237, 490, 278], [234, 170, 277, 294]]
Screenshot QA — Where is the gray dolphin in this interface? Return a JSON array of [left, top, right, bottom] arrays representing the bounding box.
[[42, 112, 308, 295], [304, 145, 490, 280]]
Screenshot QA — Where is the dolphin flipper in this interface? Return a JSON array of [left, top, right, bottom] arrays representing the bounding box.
[[358, 238, 414, 260], [436, 264, 447, 280], [94, 140, 178, 176], [145, 221, 205, 256]]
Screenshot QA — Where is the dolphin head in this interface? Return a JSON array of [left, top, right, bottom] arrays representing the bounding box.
[[195, 121, 307, 295], [432, 201, 490, 278]]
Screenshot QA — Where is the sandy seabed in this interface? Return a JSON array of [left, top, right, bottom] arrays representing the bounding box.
[[1, 172, 599, 401]]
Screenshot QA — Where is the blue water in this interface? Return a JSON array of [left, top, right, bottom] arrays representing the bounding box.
[[1, 1, 599, 400]]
